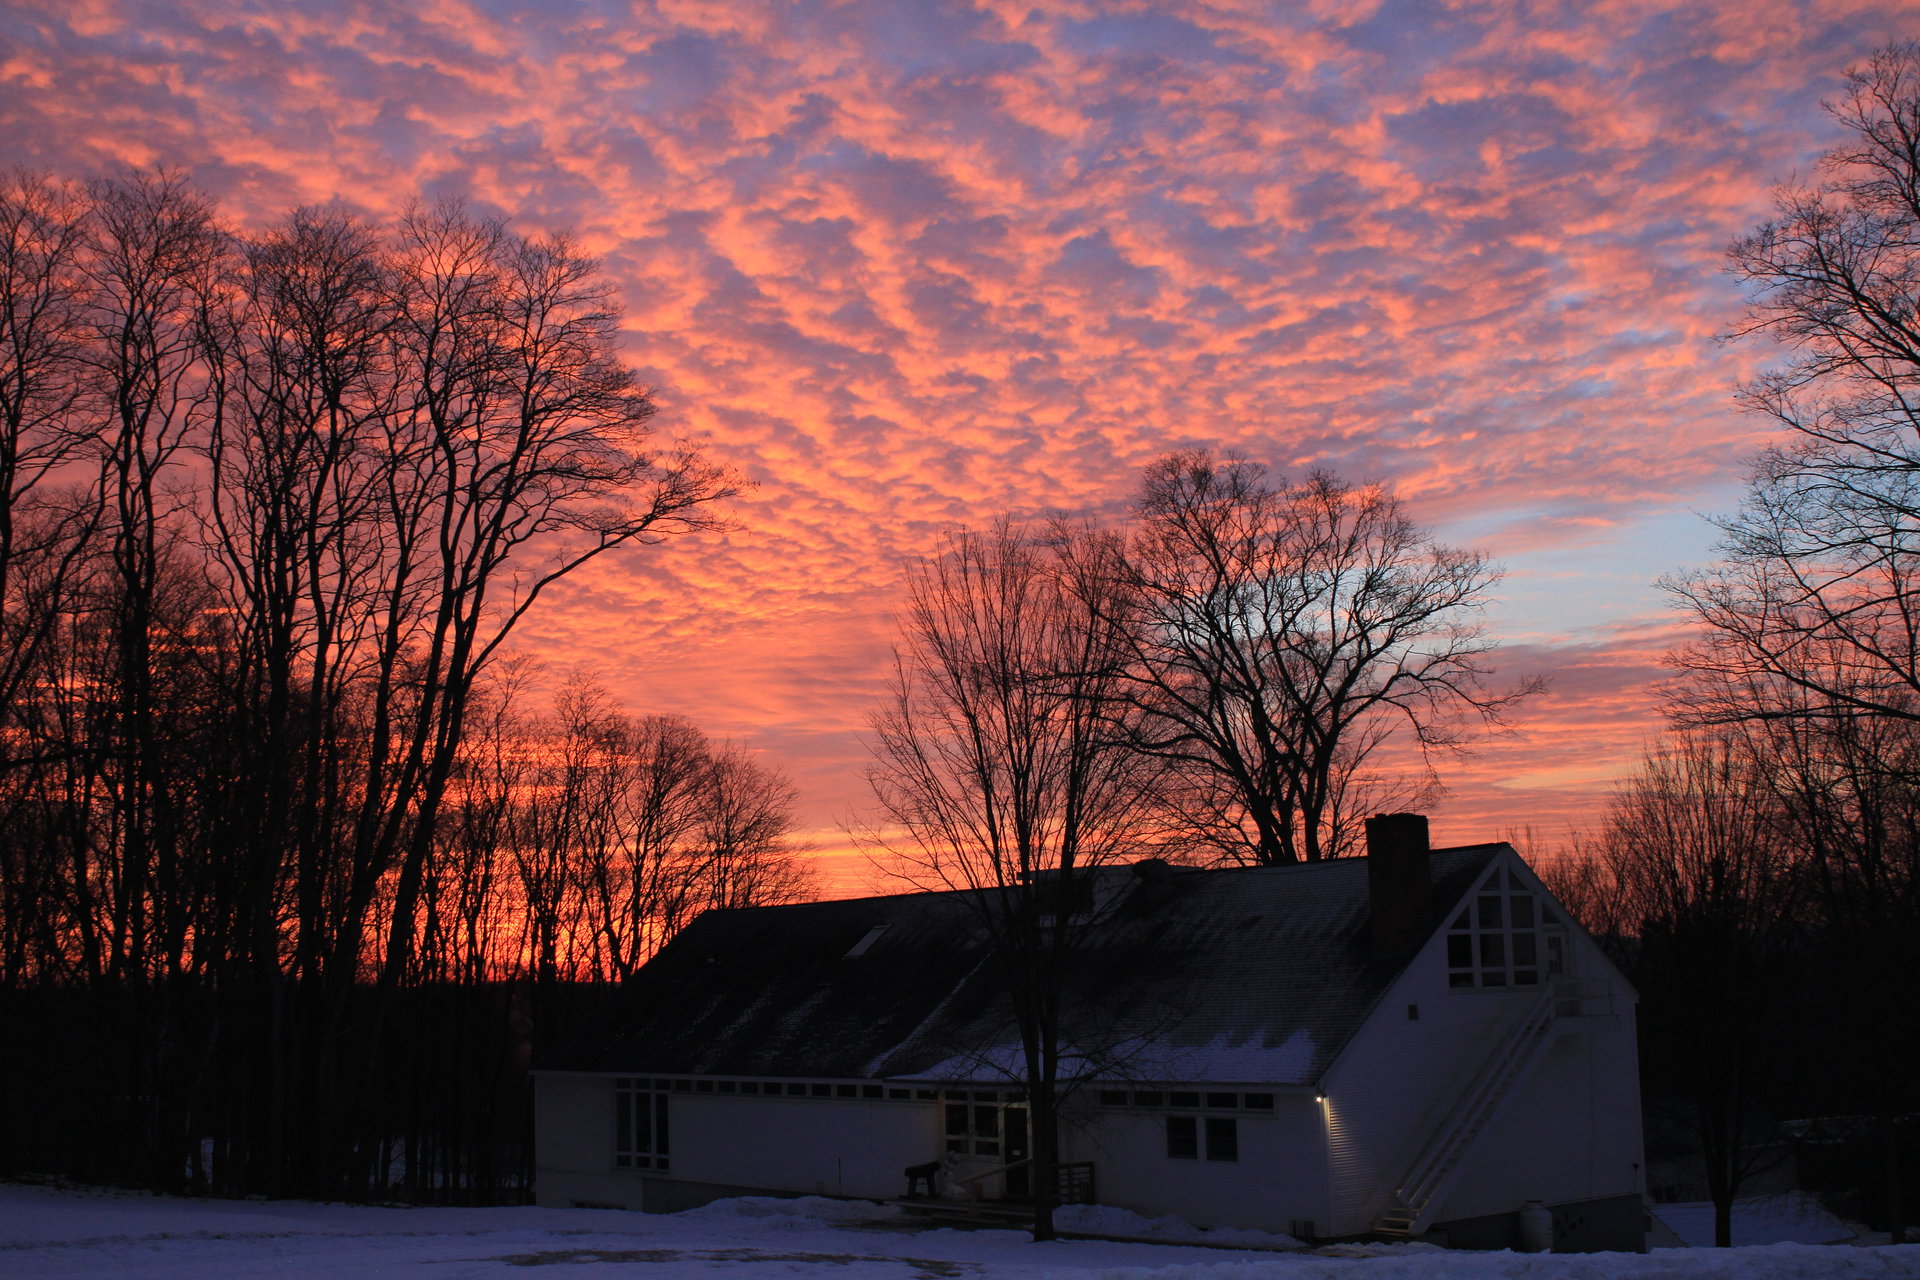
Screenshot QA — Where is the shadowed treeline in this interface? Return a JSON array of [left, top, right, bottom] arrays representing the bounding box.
[[0, 171, 805, 1200]]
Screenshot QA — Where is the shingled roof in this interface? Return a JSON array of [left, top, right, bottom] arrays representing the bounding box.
[[543, 844, 1507, 1087]]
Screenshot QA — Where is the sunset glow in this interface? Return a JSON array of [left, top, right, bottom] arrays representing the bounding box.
[[3, 0, 1907, 888]]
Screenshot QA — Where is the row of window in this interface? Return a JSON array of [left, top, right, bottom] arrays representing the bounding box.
[[614, 1077, 1272, 1110], [1098, 1090, 1275, 1110], [615, 1079, 1246, 1170], [613, 1076, 993, 1102]]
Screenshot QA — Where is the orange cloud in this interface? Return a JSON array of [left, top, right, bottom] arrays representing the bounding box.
[[0, 0, 1903, 893]]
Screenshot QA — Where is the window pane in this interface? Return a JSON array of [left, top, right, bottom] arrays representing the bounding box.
[[656, 1094, 670, 1155], [1477, 896, 1503, 928], [946, 1104, 968, 1136], [1243, 1093, 1274, 1109], [1510, 896, 1535, 928], [1513, 933, 1537, 965], [1170, 1091, 1199, 1108], [1482, 970, 1508, 987], [975, 1140, 1000, 1156], [1206, 1117, 1239, 1162], [1479, 933, 1506, 967], [1134, 1091, 1163, 1107], [1206, 1093, 1237, 1109], [616, 1090, 631, 1154], [1447, 935, 1472, 967], [1167, 1116, 1198, 1159], [1099, 1091, 1128, 1106], [975, 1106, 999, 1138], [1449, 971, 1475, 988]]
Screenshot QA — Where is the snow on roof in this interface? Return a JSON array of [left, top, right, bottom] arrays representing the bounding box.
[[544, 846, 1506, 1086]]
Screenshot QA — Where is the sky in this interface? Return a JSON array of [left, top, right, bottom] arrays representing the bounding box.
[[1, 0, 1913, 890]]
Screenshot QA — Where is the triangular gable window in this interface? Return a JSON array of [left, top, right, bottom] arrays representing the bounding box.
[[1446, 864, 1568, 990]]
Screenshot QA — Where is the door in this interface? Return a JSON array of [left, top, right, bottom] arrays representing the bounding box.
[[1003, 1105, 1030, 1200]]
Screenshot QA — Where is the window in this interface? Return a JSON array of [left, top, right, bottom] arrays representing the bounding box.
[[946, 1099, 1003, 1156], [1167, 1115, 1238, 1161], [1445, 868, 1568, 989], [614, 1078, 669, 1171]]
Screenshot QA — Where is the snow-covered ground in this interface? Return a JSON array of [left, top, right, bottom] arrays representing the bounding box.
[[3, 1183, 1918, 1280], [1650, 1194, 1858, 1248]]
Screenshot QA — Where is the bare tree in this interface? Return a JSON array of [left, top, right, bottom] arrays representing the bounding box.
[[867, 519, 1160, 1241], [1597, 733, 1801, 1247], [1661, 44, 1920, 1240], [0, 173, 101, 984], [497, 679, 812, 986], [1673, 43, 1920, 725], [1120, 453, 1530, 864], [0, 175, 745, 1201]]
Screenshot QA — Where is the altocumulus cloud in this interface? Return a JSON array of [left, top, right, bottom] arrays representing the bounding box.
[[0, 0, 1899, 867]]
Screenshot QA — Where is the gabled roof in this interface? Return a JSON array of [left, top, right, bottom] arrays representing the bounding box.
[[544, 844, 1508, 1086]]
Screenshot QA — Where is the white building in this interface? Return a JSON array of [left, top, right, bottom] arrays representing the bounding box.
[[534, 814, 1645, 1251]]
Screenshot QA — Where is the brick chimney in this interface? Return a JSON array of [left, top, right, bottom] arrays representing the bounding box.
[[1366, 812, 1432, 953]]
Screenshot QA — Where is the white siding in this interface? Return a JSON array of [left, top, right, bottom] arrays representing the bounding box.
[[532, 1074, 945, 1208], [1322, 951, 1526, 1235], [673, 1093, 939, 1199], [1432, 1008, 1643, 1222], [1323, 850, 1642, 1238], [533, 1071, 634, 1209], [1064, 1094, 1327, 1233]]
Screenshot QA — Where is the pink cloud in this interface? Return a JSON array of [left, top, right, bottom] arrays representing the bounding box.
[[0, 0, 1902, 892]]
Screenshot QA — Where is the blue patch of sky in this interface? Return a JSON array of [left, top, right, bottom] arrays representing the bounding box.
[[1332, 0, 1481, 66], [1055, 12, 1250, 64], [1440, 493, 1742, 641]]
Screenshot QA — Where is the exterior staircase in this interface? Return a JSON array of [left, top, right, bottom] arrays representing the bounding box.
[[1375, 983, 1578, 1238]]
